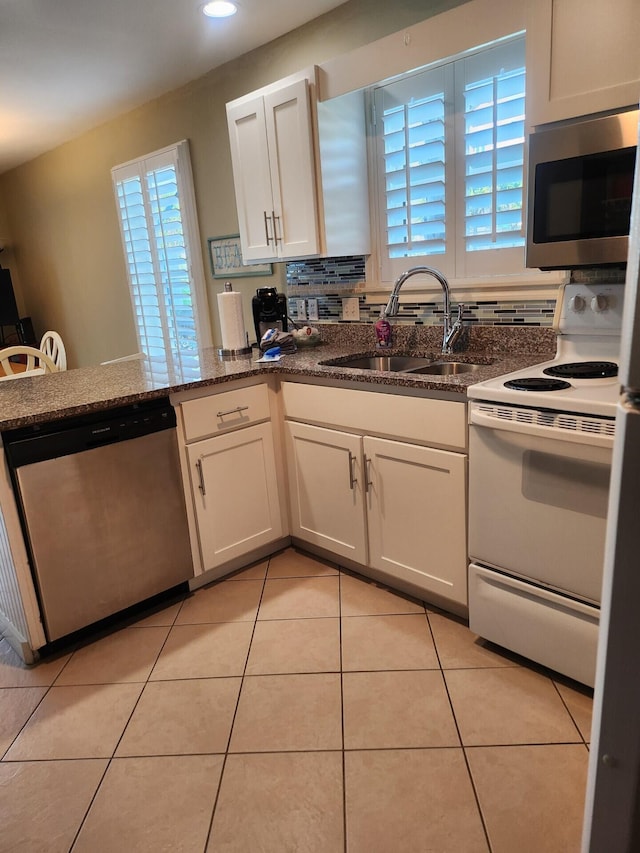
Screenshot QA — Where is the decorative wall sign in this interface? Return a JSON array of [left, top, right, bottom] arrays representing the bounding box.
[[208, 234, 272, 278]]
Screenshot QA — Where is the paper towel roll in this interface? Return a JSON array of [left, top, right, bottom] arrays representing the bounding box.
[[217, 289, 247, 351]]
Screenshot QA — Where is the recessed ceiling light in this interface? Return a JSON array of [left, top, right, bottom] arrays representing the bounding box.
[[202, 1, 238, 17]]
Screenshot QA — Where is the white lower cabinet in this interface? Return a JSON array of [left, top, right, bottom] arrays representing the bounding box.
[[174, 377, 467, 607], [173, 380, 286, 577], [365, 435, 467, 606], [285, 421, 367, 564], [187, 421, 284, 571], [285, 420, 468, 606]]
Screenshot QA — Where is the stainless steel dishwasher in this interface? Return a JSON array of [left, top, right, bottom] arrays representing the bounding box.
[[3, 397, 193, 642]]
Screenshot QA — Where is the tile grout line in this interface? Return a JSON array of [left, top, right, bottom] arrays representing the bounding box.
[[68, 594, 187, 851], [203, 559, 271, 852], [425, 609, 494, 853], [337, 567, 348, 853], [551, 680, 591, 747], [0, 631, 84, 762], [0, 550, 594, 850]]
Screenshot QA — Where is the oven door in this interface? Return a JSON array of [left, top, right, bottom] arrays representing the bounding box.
[[468, 403, 613, 603]]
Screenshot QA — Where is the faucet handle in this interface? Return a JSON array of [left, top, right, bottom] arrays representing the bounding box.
[[442, 302, 465, 355]]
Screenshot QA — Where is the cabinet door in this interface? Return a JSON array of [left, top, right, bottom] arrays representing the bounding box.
[[227, 95, 277, 262], [527, 0, 640, 125], [364, 436, 468, 606], [264, 79, 320, 259], [285, 421, 367, 565], [187, 422, 283, 571]]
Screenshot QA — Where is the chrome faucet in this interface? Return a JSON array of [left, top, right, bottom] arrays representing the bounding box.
[[382, 265, 465, 355]]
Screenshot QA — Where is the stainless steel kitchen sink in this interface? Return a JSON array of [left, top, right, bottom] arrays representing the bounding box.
[[407, 361, 485, 375], [321, 354, 490, 374], [322, 355, 435, 371]]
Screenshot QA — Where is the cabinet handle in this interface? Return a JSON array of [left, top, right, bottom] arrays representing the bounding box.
[[264, 211, 274, 245], [348, 451, 357, 490], [196, 458, 206, 496], [272, 210, 282, 244], [217, 405, 249, 418], [364, 454, 372, 493]]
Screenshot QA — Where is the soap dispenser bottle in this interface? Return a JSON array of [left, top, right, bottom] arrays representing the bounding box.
[[375, 310, 392, 348]]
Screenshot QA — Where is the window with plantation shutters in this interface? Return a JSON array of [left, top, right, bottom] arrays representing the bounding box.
[[112, 141, 211, 374], [461, 40, 526, 265], [376, 66, 450, 264], [372, 35, 528, 284]]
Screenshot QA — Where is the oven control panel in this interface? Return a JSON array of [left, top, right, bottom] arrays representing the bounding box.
[[554, 283, 624, 335]]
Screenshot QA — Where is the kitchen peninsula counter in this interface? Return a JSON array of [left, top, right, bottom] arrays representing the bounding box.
[[0, 324, 556, 431]]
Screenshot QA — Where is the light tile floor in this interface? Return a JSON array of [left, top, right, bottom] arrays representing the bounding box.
[[0, 547, 593, 852]]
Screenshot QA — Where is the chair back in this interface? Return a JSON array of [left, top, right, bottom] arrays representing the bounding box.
[[0, 346, 58, 376], [40, 331, 67, 371]]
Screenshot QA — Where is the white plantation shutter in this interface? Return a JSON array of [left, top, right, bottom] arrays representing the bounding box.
[[458, 38, 526, 276], [374, 35, 527, 283], [112, 141, 211, 372], [376, 65, 452, 264]]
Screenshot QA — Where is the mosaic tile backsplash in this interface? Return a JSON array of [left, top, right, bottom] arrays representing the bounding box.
[[286, 256, 627, 327], [286, 256, 366, 287]]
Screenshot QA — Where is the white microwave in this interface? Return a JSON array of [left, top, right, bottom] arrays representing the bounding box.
[[526, 108, 638, 270]]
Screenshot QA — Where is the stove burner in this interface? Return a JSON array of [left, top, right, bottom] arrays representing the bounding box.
[[543, 361, 618, 379], [504, 377, 572, 392]]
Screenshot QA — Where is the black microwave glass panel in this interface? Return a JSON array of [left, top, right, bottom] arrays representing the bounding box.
[[532, 147, 635, 244]]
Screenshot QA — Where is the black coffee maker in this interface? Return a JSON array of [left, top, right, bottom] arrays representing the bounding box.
[[252, 287, 288, 344]]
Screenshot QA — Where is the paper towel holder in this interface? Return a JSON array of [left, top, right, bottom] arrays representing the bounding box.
[[217, 281, 252, 358], [217, 342, 252, 359]]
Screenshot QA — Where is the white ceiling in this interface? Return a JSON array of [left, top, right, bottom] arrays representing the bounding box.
[[0, 0, 349, 175]]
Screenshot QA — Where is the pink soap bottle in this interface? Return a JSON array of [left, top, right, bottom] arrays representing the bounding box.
[[375, 311, 392, 348]]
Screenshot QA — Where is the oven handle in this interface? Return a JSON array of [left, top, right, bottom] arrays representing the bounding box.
[[468, 404, 615, 449]]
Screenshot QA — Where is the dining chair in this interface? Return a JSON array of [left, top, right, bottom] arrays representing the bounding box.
[[39, 330, 67, 371], [0, 345, 58, 377]]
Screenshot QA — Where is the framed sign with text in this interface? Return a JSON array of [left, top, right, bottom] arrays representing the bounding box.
[[207, 234, 272, 278]]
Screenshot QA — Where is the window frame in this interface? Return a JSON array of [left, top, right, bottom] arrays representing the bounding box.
[[366, 33, 566, 296]]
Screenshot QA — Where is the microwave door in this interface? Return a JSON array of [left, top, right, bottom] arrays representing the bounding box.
[[526, 108, 638, 271]]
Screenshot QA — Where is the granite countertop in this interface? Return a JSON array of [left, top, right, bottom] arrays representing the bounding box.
[[0, 324, 557, 431]]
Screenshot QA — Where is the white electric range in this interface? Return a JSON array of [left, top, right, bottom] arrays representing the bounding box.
[[466, 282, 623, 687]]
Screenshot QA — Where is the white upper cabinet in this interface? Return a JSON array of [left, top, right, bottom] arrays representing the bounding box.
[[227, 78, 320, 261], [527, 0, 640, 126], [226, 94, 277, 261], [226, 67, 370, 263]]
